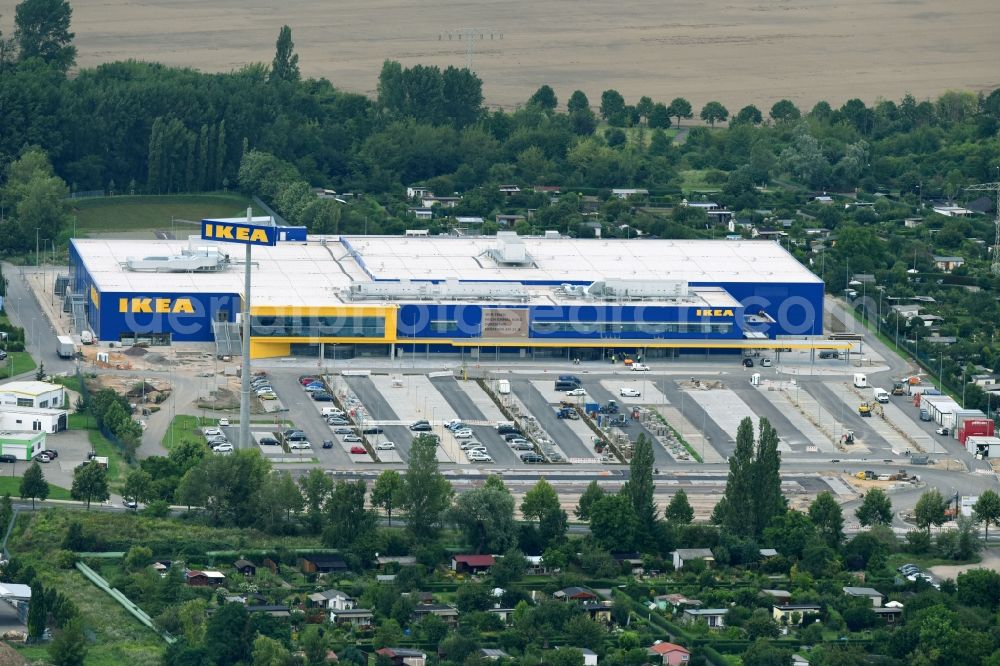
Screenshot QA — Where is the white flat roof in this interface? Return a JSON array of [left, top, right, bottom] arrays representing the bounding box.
[[343, 236, 820, 284], [0, 381, 63, 397], [73, 236, 818, 307]]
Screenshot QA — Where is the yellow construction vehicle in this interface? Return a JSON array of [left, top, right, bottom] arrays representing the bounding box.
[[858, 402, 872, 417]]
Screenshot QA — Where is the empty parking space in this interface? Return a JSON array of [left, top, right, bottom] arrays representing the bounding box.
[[267, 371, 352, 466], [598, 378, 669, 405], [510, 378, 594, 460]]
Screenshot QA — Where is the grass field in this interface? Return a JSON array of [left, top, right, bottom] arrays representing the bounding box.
[[162, 414, 208, 452], [0, 474, 72, 500], [679, 169, 725, 193], [72, 193, 260, 234], [2, 351, 36, 377]]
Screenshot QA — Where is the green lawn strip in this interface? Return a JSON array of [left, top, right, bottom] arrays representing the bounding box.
[[0, 475, 71, 500], [87, 429, 125, 484], [73, 193, 259, 233], [54, 374, 84, 394], [161, 414, 207, 452], [3, 351, 36, 377]]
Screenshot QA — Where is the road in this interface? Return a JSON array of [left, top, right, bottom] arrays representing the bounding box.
[[343, 376, 414, 462], [269, 370, 352, 466], [510, 377, 594, 460], [2, 263, 77, 379], [430, 376, 521, 467], [656, 379, 736, 459]]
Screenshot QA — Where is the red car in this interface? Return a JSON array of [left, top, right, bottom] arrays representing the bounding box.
[[350, 445, 366, 454], [299, 376, 320, 385]]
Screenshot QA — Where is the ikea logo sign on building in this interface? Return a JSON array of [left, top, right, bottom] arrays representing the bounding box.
[[201, 220, 277, 246], [695, 309, 735, 317], [119, 298, 196, 314]]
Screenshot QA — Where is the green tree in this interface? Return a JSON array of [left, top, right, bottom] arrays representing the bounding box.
[[19, 461, 48, 509], [636, 95, 654, 122], [299, 467, 333, 531], [27, 579, 46, 639], [324, 480, 377, 557], [252, 634, 293, 666], [300, 625, 327, 665], [957, 568, 1000, 609], [855, 488, 893, 527], [589, 493, 637, 551], [176, 464, 210, 510], [371, 469, 404, 526], [667, 97, 693, 127], [269, 25, 299, 83], [699, 101, 729, 126], [567, 90, 590, 113], [70, 461, 109, 509], [742, 638, 792, 666], [714, 417, 755, 535], [808, 491, 844, 548], [914, 488, 947, 534], [204, 602, 251, 666], [491, 547, 526, 586], [451, 485, 517, 553], [122, 468, 152, 508], [373, 618, 403, 649], [599, 89, 626, 124], [769, 99, 801, 123], [665, 489, 694, 524], [648, 102, 671, 129], [762, 510, 815, 559], [403, 434, 453, 540], [123, 545, 153, 571], [575, 480, 605, 520], [14, 0, 76, 71], [973, 489, 1000, 540], [734, 104, 763, 125], [529, 85, 558, 112], [628, 433, 658, 545], [564, 614, 605, 651], [745, 608, 779, 640], [47, 616, 87, 666], [521, 478, 567, 549]]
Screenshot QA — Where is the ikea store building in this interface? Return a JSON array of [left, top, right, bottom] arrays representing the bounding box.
[[69, 230, 827, 361]]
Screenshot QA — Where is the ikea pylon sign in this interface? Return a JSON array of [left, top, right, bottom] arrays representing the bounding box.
[[201, 220, 277, 246]]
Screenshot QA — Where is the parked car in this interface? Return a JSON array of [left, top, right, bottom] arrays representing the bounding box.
[[258, 393, 278, 401], [936, 426, 950, 436], [328, 418, 349, 426], [304, 383, 325, 392], [761, 358, 773, 367], [565, 388, 586, 396], [212, 443, 234, 453], [217, 418, 230, 427], [742, 358, 754, 368], [512, 441, 533, 451], [289, 441, 312, 450], [520, 453, 544, 464], [454, 429, 473, 439], [464, 447, 488, 456], [322, 440, 334, 449], [343, 434, 362, 443], [503, 432, 525, 442], [203, 428, 223, 437], [286, 432, 308, 442], [36, 453, 51, 463], [460, 440, 484, 450], [259, 437, 279, 446], [446, 422, 468, 431], [508, 438, 530, 447], [123, 499, 138, 509], [332, 426, 353, 434], [619, 387, 641, 397], [496, 424, 520, 434], [631, 363, 649, 371], [362, 427, 383, 435], [0, 454, 16, 464], [311, 392, 333, 402], [41, 450, 58, 459], [283, 429, 304, 438], [299, 376, 320, 385], [350, 445, 366, 454], [376, 441, 396, 450], [0, 350, 7, 361], [207, 436, 228, 446], [410, 421, 432, 431], [467, 450, 493, 462]]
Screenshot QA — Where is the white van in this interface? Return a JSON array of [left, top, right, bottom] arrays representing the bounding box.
[[321, 407, 343, 417], [873, 388, 889, 403], [853, 373, 868, 389], [80, 330, 94, 345], [497, 379, 511, 395]]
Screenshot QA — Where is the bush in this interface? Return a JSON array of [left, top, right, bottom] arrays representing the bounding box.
[[54, 550, 76, 569]]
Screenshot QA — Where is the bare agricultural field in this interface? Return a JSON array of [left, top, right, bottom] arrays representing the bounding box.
[[1, 0, 998, 111]]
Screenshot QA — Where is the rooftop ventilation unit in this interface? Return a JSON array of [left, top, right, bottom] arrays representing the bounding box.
[[347, 280, 529, 302], [585, 279, 689, 301], [485, 232, 533, 266], [125, 248, 228, 272]]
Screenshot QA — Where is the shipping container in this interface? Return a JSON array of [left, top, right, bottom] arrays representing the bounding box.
[[965, 435, 1000, 459], [950, 410, 987, 439], [959, 418, 995, 444]]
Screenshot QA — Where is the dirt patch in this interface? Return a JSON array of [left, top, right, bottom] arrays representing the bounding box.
[[678, 379, 725, 390], [930, 550, 1000, 580], [0, 0, 995, 109]]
